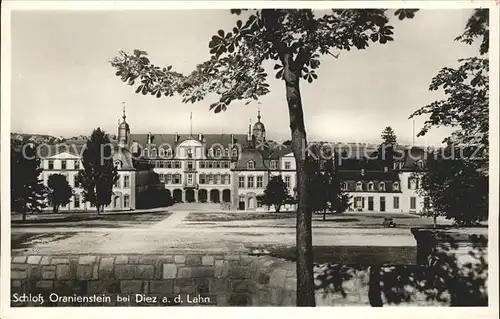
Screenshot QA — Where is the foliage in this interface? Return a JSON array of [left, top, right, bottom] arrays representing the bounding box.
[[415, 147, 488, 226], [378, 126, 399, 166], [257, 175, 289, 213], [10, 140, 47, 220], [75, 128, 119, 214], [308, 156, 351, 218], [47, 174, 73, 213], [409, 9, 489, 161], [410, 9, 489, 226], [381, 126, 397, 146]]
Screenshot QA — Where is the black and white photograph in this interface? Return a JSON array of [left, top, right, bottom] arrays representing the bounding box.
[[1, 0, 498, 316]]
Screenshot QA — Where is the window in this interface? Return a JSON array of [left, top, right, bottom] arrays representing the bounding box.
[[166, 149, 173, 158], [61, 160, 67, 170], [216, 174, 222, 185], [356, 182, 363, 191], [174, 174, 181, 184], [151, 148, 157, 157], [225, 174, 231, 184], [208, 174, 214, 184], [410, 197, 417, 210], [232, 148, 238, 158], [174, 161, 181, 169], [200, 161, 205, 169], [224, 148, 229, 157], [159, 174, 165, 182], [155, 161, 161, 168], [257, 176, 263, 188], [74, 194, 80, 208], [124, 195, 130, 208], [74, 160, 80, 170], [270, 161, 277, 169], [342, 182, 348, 191], [215, 148, 221, 158], [393, 182, 400, 191], [187, 148, 193, 159], [208, 148, 213, 157], [124, 175, 130, 188], [368, 182, 374, 191], [187, 161, 194, 170], [416, 160, 424, 168], [214, 162, 220, 169], [284, 161, 291, 170], [74, 177, 80, 188], [114, 176, 121, 188], [48, 160, 54, 170], [158, 161, 164, 168], [199, 174, 206, 184], [239, 176, 245, 188], [187, 174, 193, 185], [408, 178, 416, 190], [379, 182, 385, 191], [166, 174, 172, 184], [247, 176, 255, 188], [285, 175, 291, 188], [393, 196, 400, 209], [247, 161, 255, 170]]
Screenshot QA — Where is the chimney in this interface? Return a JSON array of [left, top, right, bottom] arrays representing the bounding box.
[[198, 133, 203, 141], [147, 133, 152, 145], [361, 169, 365, 176], [174, 132, 179, 143], [230, 133, 234, 145]]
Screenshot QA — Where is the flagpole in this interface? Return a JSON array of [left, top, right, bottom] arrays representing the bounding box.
[[190, 112, 193, 137]]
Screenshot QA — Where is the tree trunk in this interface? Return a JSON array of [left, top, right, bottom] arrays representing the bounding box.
[[96, 205, 101, 215], [53, 205, 59, 214], [275, 204, 281, 213], [433, 214, 437, 228], [323, 209, 326, 221], [282, 52, 315, 306], [22, 211, 27, 221]]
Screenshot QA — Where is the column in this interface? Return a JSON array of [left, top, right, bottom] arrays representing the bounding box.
[[194, 190, 198, 203], [182, 190, 186, 202]]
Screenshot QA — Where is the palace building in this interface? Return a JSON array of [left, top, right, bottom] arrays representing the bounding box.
[[37, 106, 426, 214]]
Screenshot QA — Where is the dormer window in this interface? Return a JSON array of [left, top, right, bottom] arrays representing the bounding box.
[[393, 182, 400, 191], [270, 161, 277, 170], [114, 160, 122, 169], [208, 148, 214, 157], [342, 182, 348, 191], [232, 148, 238, 158], [158, 148, 165, 158], [379, 182, 386, 191], [224, 148, 229, 157], [215, 148, 221, 158], [187, 148, 193, 159], [368, 182, 374, 191], [166, 149, 173, 158], [356, 181, 363, 191], [416, 160, 424, 169], [151, 148, 157, 157], [247, 161, 255, 170]]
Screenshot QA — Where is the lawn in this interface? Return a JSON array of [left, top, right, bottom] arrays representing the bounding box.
[[11, 211, 172, 228], [266, 245, 417, 265], [185, 212, 296, 222]]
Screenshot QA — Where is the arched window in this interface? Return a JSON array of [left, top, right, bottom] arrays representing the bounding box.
[[342, 182, 348, 191], [216, 174, 222, 184], [114, 160, 122, 169], [379, 182, 386, 191], [151, 148, 157, 157], [356, 181, 363, 191], [158, 148, 165, 158], [224, 148, 229, 157], [166, 148, 173, 158], [247, 161, 255, 170], [215, 148, 221, 158], [368, 182, 374, 191], [417, 160, 424, 168], [232, 148, 238, 158], [208, 174, 214, 184], [208, 148, 214, 157], [393, 182, 400, 191], [199, 174, 206, 184]]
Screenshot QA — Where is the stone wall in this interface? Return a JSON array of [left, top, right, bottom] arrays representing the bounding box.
[[11, 254, 256, 307], [11, 250, 488, 307]]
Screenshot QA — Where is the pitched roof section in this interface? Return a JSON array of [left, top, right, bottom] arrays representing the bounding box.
[[129, 133, 249, 150], [235, 149, 267, 170]]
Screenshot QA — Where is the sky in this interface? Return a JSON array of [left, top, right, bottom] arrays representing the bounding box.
[[11, 9, 481, 146]]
